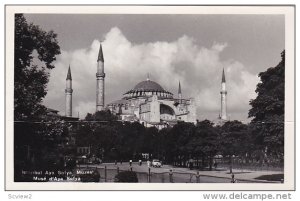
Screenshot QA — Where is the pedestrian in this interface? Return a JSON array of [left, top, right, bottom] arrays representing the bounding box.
[[169, 169, 173, 183], [147, 160, 150, 167], [129, 159, 132, 166], [214, 162, 218, 170], [120, 159, 122, 165], [189, 161, 193, 170], [139, 159, 142, 166], [115, 160, 117, 165], [231, 173, 237, 183], [196, 171, 200, 183]]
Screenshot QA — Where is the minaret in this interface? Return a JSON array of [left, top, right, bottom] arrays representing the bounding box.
[[178, 81, 182, 101], [65, 65, 73, 117], [220, 68, 227, 120], [96, 43, 105, 111]]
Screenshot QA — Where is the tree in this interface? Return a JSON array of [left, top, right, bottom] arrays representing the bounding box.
[[85, 110, 118, 121], [219, 120, 249, 173], [80, 111, 147, 161], [78, 111, 120, 160], [14, 118, 71, 181], [166, 122, 196, 166], [14, 14, 60, 120], [118, 122, 145, 160], [194, 120, 219, 170], [249, 50, 285, 159], [136, 127, 158, 155]]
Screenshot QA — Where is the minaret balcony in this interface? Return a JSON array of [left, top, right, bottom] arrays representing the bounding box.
[[65, 88, 73, 93], [96, 72, 105, 78]]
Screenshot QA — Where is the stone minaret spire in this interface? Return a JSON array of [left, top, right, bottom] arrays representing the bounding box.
[[220, 68, 227, 120], [65, 65, 73, 117], [178, 81, 182, 100], [96, 43, 105, 111]]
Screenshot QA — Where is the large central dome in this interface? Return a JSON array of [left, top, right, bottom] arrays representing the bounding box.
[[123, 78, 173, 99], [133, 80, 164, 91]]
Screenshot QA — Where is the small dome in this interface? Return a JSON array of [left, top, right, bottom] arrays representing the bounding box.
[[133, 80, 164, 92]]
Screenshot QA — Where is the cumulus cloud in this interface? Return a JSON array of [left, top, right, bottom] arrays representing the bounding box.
[[43, 27, 259, 121]]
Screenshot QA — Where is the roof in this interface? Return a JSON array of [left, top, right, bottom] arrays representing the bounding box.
[[133, 80, 164, 91], [178, 81, 181, 94], [123, 76, 173, 96], [222, 68, 226, 83], [61, 116, 79, 121], [66, 65, 72, 80], [97, 43, 104, 62], [46, 108, 59, 113]]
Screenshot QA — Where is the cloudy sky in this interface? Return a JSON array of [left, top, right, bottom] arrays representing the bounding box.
[[24, 14, 284, 122]]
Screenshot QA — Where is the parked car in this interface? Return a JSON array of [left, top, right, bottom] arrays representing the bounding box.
[[151, 159, 162, 167]]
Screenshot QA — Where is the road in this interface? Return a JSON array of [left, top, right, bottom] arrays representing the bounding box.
[[79, 162, 241, 183]]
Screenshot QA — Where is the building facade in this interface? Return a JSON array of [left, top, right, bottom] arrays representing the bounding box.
[[107, 76, 196, 129]]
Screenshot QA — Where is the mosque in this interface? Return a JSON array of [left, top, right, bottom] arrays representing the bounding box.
[[107, 76, 196, 128], [64, 44, 228, 128]]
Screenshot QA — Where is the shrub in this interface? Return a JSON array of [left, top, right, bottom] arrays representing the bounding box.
[[115, 171, 138, 183]]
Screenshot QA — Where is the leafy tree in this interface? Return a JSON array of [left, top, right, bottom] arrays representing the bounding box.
[[79, 111, 146, 161], [194, 120, 219, 170], [136, 126, 158, 155], [85, 110, 118, 121], [166, 122, 196, 166], [14, 118, 71, 181], [158, 127, 172, 162], [219, 120, 249, 173], [249, 50, 285, 159], [151, 127, 166, 160], [76, 123, 94, 147], [118, 122, 145, 160], [14, 14, 60, 120]]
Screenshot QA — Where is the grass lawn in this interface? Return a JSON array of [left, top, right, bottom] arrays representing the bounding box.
[[255, 174, 284, 181]]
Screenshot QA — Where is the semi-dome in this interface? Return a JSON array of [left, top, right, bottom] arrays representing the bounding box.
[[133, 80, 164, 92]]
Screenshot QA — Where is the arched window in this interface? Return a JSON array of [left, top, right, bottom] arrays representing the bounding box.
[[160, 104, 175, 120]]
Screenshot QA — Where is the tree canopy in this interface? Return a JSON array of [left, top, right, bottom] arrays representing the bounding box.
[[249, 50, 285, 158], [84, 110, 118, 121], [75, 114, 254, 169], [14, 14, 61, 120]]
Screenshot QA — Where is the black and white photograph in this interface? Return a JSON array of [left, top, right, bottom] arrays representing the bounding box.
[[5, 5, 295, 190]]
